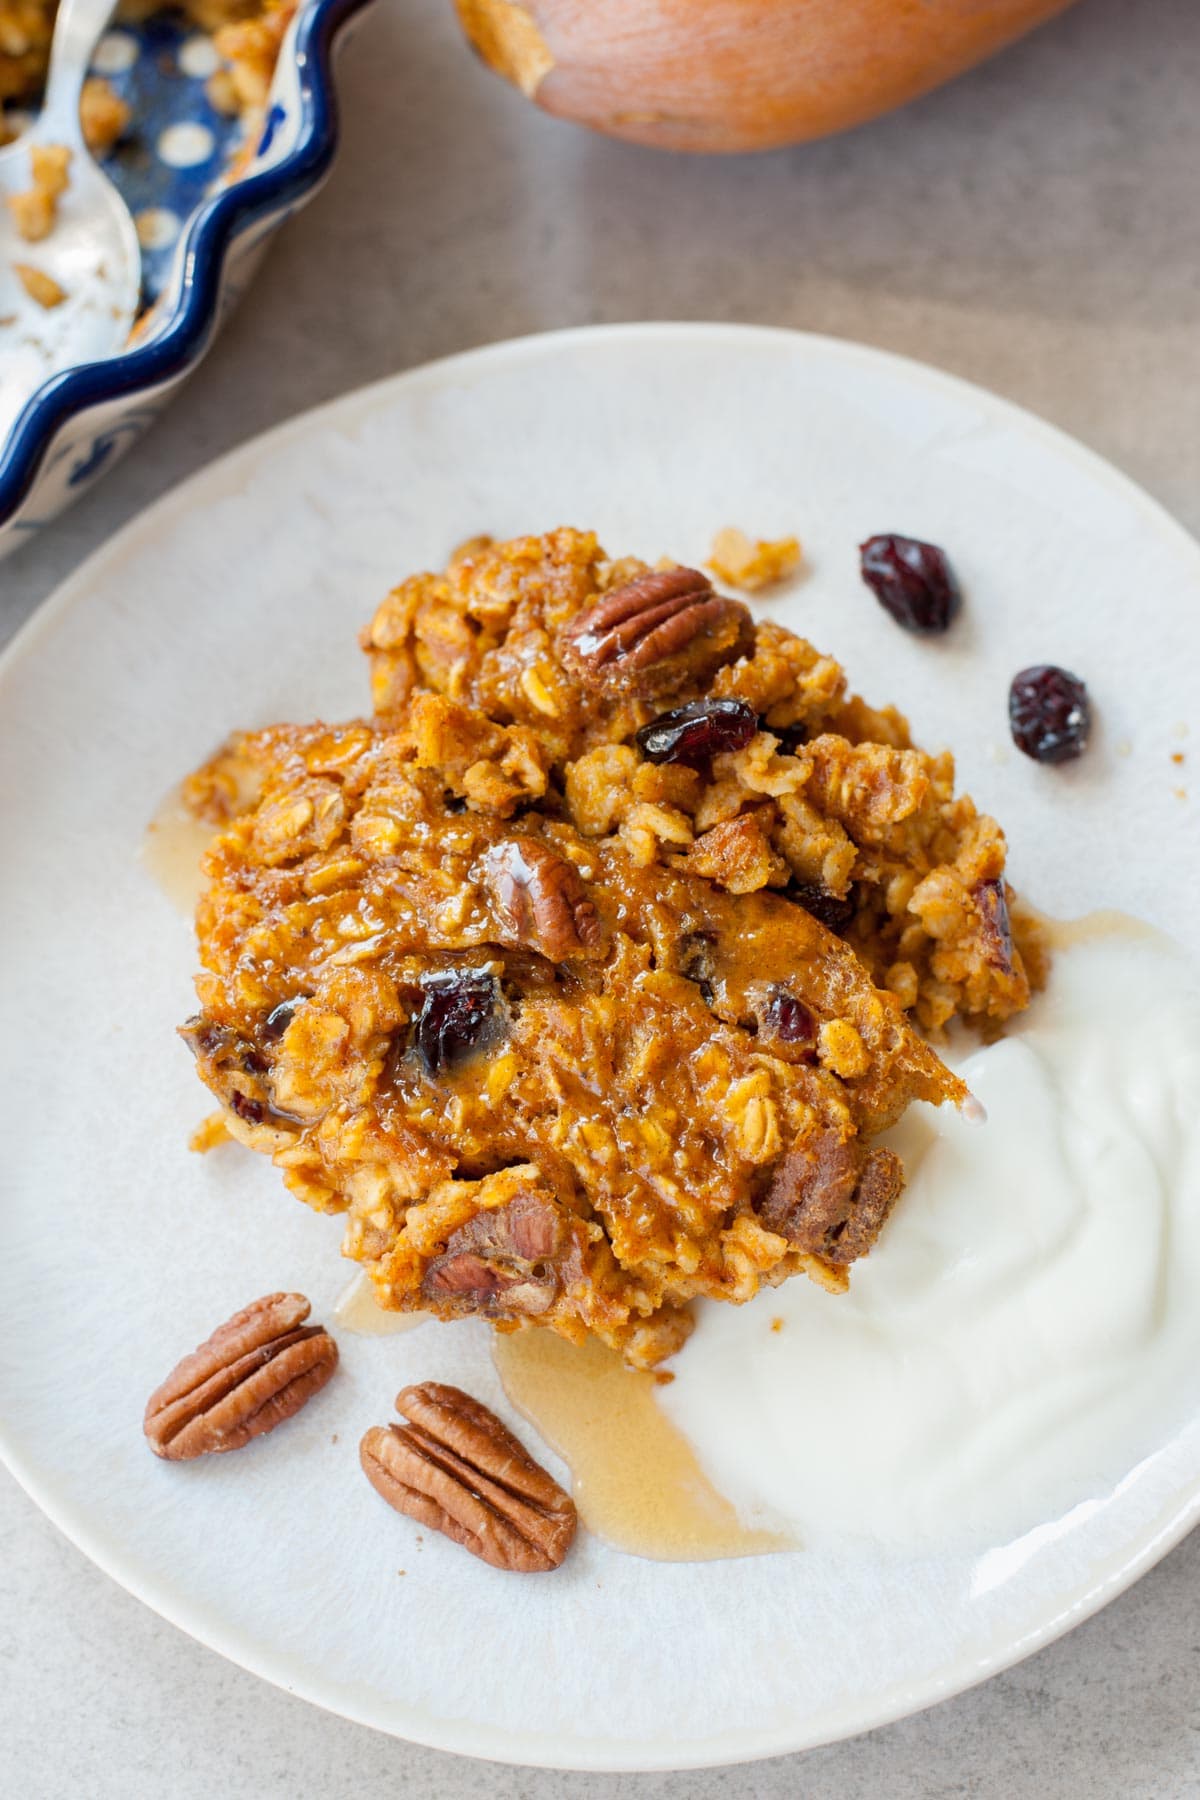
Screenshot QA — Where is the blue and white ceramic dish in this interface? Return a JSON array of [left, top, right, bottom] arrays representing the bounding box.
[[0, 0, 373, 558]]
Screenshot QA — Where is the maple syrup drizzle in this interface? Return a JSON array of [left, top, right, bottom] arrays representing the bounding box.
[[333, 1271, 429, 1336], [140, 788, 212, 916], [493, 1330, 792, 1562]]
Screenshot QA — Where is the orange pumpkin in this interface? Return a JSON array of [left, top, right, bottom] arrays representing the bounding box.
[[453, 0, 1081, 153]]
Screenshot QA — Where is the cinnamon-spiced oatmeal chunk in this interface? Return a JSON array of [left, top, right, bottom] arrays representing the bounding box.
[[183, 528, 1041, 1368]]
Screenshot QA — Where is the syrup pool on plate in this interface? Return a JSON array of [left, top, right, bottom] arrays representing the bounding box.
[[493, 1329, 791, 1561], [140, 786, 212, 915], [334, 1272, 429, 1336]]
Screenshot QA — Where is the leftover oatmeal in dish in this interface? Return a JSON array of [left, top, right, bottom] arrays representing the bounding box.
[[0, 1, 293, 160], [180, 528, 1042, 1368]]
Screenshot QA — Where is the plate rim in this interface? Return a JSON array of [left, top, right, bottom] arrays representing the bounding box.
[[4, 319, 1200, 1772]]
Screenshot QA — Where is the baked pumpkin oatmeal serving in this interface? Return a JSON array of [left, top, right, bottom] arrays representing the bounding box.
[[181, 528, 1041, 1367]]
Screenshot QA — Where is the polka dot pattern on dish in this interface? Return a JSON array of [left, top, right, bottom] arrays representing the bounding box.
[[91, 30, 139, 75], [87, 12, 248, 308], [134, 207, 182, 252], [156, 121, 217, 168]]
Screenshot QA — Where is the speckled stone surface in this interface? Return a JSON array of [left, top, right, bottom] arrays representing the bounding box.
[[3, 0, 1200, 1791]]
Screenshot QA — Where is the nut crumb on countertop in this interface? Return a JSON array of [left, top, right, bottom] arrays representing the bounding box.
[[707, 527, 802, 592]]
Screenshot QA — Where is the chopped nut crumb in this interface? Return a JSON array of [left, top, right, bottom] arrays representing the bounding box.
[[80, 76, 131, 155], [13, 260, 65, 307], [205, 67, 240, 116], [214, 5, 291, 111], [31, 142, 70, 195], [8, 183, 53, 241], [7, 141, 71, 243], [708, 527, 802, 593]]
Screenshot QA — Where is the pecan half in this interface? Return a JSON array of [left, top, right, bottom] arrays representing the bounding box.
[[757, 1137, 903, 1264], [484, 836, 603, 962], [360, 1381, 577, 1571], [973, 877, 1015, 974], [562, 567, 752, 695], [144, 1292, 337, 1460], [822, 1148, 903, 1265]]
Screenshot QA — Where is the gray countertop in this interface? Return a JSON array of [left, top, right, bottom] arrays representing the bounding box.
[[4, 1, 1200, 1792]]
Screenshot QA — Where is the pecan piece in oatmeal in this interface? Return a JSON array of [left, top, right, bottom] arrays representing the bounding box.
[[182, 528, 1041, 1371], [360, 1381, 577, 1571], [756, 1139, 903, 1262], [422, 1185, 587, 1317], [484, 836, 604, 962], [562, 567, 752, 695], [973, 877, 1015, 975], [144, 1293, 337, 1460]]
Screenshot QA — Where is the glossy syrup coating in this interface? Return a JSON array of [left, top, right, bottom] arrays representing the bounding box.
[[182, 530, 1041, 1366]]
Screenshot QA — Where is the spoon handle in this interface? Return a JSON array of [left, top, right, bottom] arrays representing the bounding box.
[[39, 0, 121, 145]]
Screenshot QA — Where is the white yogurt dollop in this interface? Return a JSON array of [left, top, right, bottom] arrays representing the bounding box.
[[660, 921, 1200, 1550]]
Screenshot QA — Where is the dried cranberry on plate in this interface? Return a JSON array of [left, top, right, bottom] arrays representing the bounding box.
[[859, 534, 961, 635], [1008, 664, 1091, 764]]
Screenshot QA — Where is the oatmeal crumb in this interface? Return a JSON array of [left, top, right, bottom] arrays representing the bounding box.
[[8, 142, 71, 243], [80, 76, 131, 155], [13, 261, 65, 307], [707, 527, 802, 593], [449, 533, 494, 565], [205, 67, 240, 114], [188, 1111, 232, 1153]]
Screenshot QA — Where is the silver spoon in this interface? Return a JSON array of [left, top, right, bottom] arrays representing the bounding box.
[[0, 0, 142, 443]]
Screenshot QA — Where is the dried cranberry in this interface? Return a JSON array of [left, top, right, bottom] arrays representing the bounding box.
[[263, 999, 300, 1040], [229, 1090, 265, 1126], [788, 880, 855, 933], [860, 534, 961, 635], [414, 970, 500, 1074], [636, 698, 757, 770], [773, 723, 808, 756], [1008, 664, 1091, 764], [681, 930, 718, 1005], [762, 988, 817, 1048]]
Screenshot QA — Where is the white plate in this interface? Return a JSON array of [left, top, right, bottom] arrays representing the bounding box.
[[2, 324, 1198, 1773]]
